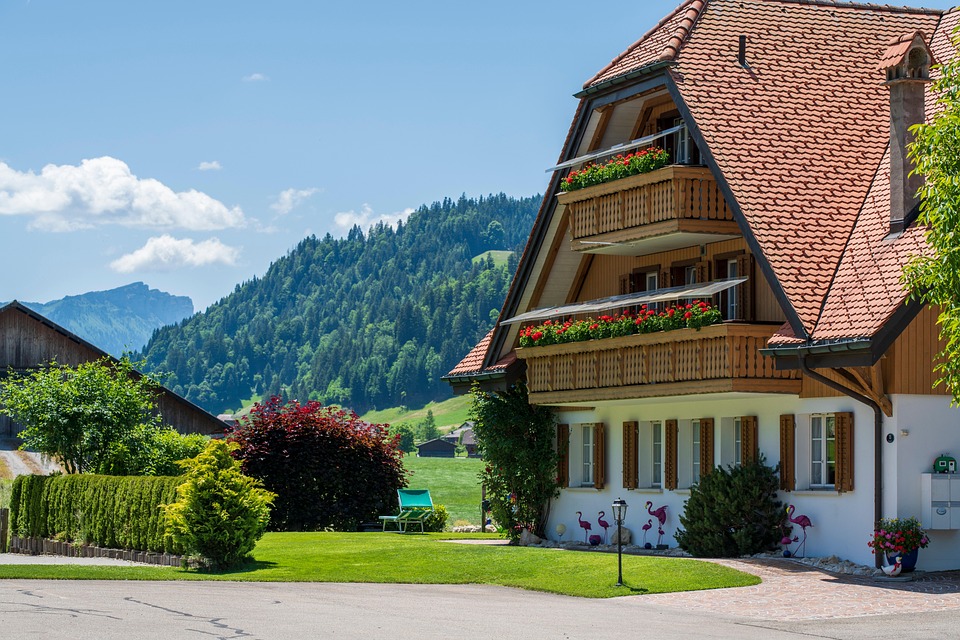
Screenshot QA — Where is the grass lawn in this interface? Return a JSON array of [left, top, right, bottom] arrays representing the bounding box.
[[0, 533, 760, 598], [472, 250, 513, 268], [361, 395, 471, 431], [401, 455, 483, 526]]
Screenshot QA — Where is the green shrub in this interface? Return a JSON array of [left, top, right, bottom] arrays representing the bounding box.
[[8, 474, 182, 553], [423, 504, 449, 532], [163, 440, 275, 569], [675, 456, 787, 558]]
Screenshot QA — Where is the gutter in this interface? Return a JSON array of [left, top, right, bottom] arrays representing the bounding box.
[[761, 339, 873, 359], [797, 350, 884, 569], [575, 61, 675, 98]]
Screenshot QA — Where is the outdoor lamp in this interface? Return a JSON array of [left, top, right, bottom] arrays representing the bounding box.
[[612, 498, 627, 586]]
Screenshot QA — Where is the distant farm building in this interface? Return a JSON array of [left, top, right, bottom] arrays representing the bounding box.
[[0, 301, 227, 438], [415, 437, 457, 458]]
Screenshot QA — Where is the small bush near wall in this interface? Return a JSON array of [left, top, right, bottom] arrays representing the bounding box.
[[676, 456, 787, 558], [9, 474, 183, 554]]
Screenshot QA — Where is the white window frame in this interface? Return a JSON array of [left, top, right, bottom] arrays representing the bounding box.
[[651, 420, 663, 488], [734, 416, 742, 467], [581, 424, 594, 487], [810, 414, 836, 489]]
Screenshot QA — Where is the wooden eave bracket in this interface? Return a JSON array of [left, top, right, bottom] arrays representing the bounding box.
[[818, 363, 893, 417]]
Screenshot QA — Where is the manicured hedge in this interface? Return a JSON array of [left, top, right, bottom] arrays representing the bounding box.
[[9, 474, 184, 553]]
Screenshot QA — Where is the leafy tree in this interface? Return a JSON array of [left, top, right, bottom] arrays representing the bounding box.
[[470, 383, 559, 541], [0, 357, 164, 474], [906, 46, 960, 403], [229, 396, 407, 531], [163, 439, 275, 569], [390, 424, 416, 453], [417, 409, 440, 442], [675, 456, 787, 558]]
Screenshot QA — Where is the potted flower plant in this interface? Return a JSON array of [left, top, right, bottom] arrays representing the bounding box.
[[867, 516, 930, 572]]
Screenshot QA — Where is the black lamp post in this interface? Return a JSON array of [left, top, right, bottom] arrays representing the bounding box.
[[612, 497, 628, 586]]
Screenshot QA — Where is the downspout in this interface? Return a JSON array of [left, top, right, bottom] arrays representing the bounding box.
[[797, 351, 884, 568]]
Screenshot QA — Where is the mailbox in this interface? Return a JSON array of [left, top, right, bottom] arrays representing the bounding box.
[[922, 473, 960, 529]]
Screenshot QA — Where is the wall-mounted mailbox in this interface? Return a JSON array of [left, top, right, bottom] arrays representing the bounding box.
[[922, 473, 960, 529]]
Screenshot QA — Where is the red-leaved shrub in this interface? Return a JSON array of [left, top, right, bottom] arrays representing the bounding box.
[[229, 397, 407, 531]]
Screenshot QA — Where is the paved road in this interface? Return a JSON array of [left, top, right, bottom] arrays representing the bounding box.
[[0, 579, 958, 640]]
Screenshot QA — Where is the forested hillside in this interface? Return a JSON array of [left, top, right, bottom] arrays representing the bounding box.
[[138, 194, 539, 415]]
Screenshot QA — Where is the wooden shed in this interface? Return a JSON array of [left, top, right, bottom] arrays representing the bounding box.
[[0, 301, 226, 438], [415, 437, 457, 458]]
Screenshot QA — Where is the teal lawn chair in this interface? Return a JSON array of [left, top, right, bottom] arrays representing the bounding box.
[[379, 489, 434, 532]]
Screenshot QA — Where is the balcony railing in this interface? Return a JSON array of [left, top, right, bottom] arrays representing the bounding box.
[[557, 165, 738, 251], [517, 323, 801, 404]]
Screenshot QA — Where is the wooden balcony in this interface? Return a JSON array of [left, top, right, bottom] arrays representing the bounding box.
[[557, 165, 740, 254], [516, 323, 801, 405]]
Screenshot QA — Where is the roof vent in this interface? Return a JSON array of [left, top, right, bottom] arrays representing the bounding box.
[[738, 35, 747, 67], [878, 32, 935, 234]]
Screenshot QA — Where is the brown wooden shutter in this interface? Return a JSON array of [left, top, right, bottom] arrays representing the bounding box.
[[835, 412, 854, 493], [741, 415, 758, 465], [779, 414, 795, 491], [557, 424, 569, 488], [659, 266, 671, 289], [623, 421, 639, 490], [593, 423, 606, 490], [619, 274, 630, 296], [736, 254, 756, 321], [695, 260, 710, 285], [699, 417, 714, 476], [664, 419, 678, 490]]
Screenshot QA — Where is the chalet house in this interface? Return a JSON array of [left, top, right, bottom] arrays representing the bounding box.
[[445, 0, 960, 570], [0, 301, 226, 437]]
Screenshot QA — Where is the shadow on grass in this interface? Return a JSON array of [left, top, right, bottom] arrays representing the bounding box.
[[617, 584, 649, 595], [187, 559, 279, 575]]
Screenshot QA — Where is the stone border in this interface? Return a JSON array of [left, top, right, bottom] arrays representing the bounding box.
[[8, 536, 185, 567]]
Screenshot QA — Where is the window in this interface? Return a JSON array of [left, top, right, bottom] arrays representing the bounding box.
[[786, 412, 853, 492], [726, 258, 740, 319], [582, 425, 595, 487], [720, 416, 757, 468], [810, 414, 836, 488], [564, 423, 606, 489], [652, 421, 663, 488]]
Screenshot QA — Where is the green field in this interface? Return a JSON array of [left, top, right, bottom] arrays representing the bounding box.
[[472, 250, 513, 267], [401, 455, 483, 526], [362, 395, 472, 431], [0, 532, 760, 598]]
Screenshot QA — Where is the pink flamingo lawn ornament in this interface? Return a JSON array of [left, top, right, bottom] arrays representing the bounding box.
[[641, 519, 653, 549], [576, 511, 592, 543], [645, 501, 667, 527], [597, 511, 611, 544], [657, 524, 665, 547], [786, 505, 813, 558]]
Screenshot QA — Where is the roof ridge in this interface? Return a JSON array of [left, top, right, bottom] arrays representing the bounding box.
[[662, 0, 707, 60], [759, 0, 942, 16], [582, 0, 703, 90]]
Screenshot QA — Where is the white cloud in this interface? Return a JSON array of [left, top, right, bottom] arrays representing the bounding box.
[[333, 204, 415, 234], [110, 235, 239, 273], [197, 160, 222, 171], [271, 187, 319, 215], [242, 72, 269, 82], [0, 156, 245, 232]]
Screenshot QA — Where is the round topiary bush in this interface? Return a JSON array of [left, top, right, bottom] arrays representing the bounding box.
[[675, 455, 788, 558]]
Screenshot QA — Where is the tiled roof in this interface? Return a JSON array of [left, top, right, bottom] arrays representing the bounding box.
[[876, 31, 929, 70], [586, 0, 705, 89], [669, 0, 941, 334], [768, 322, 806, 347], [446, 330, 494, 377]]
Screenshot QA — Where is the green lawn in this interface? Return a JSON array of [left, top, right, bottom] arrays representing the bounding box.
[[0, 533, 760, 598], [401, 455, 483, 526], [472, 250, 513, 268]]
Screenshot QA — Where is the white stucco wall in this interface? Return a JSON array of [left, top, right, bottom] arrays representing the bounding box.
[[545, 393, 960, 569]]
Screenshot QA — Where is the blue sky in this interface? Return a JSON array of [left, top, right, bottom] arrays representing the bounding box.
[[1, 1, 956, 310]]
